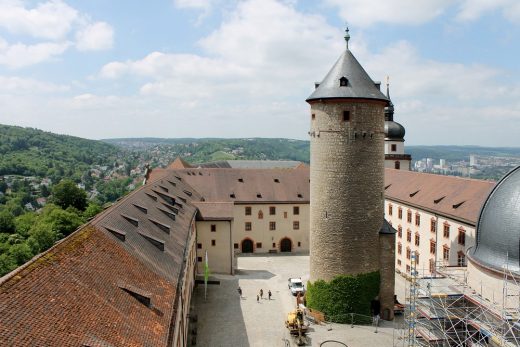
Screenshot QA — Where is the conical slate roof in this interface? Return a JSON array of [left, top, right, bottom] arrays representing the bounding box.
[[307, 49, 388, 102]]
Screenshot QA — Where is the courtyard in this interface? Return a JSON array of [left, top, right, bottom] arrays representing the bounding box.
[[191, 255, 404, 347]]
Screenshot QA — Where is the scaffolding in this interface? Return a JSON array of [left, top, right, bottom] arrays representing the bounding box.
[[395, 253, 520, 347]]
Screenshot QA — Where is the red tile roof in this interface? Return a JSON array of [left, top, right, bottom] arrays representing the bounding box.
[[384, 168, 495, 224], [0, 226, 175, 346], [194, 202, 234, 220], [175, 168, 310, 203], [0, 172, 201, 346]]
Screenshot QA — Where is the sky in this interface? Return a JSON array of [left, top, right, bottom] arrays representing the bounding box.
[[0, 0, 519, 146]]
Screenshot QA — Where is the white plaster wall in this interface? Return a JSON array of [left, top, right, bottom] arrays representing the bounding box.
[[384, 141, 404, 154], [384, 159, 411, 170], [196, 220, 233, 274], [467, 260, 520, 308], [385, 199, 475, 276], [232, 203, 309, 254]]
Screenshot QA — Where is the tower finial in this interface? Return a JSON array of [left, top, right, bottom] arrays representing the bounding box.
[[386, 76, 390, 98], [344, 26, 350, 49]]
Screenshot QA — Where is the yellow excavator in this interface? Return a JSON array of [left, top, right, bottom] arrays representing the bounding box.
[[285, 307, 308, 345]]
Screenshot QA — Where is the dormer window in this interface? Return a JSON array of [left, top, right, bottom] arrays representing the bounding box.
[[339, 77, 348, 87]]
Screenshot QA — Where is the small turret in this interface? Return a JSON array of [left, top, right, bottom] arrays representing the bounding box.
[[383, 78, 411, 170]]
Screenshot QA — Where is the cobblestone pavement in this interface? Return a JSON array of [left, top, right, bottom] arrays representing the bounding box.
[[192, 255, 402, 347]]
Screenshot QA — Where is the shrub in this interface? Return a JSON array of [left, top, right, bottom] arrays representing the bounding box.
[[306, 271, 380, 323]]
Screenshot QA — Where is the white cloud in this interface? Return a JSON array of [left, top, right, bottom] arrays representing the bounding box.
[[0, 1, 114, 68], [92, 0, 520, 145], [0, 75, 68, 93], [362, 40, 506, 102], [75, 22, 114, 51], [173, 0, 218, 24], [325, 0, 454, 27], [456, 0, 520, 23], [0, 0, 78, 40], [0, 39, 70, 68], [354, 40, 520, 145], [2, 0, 518, 146], [326, 0, 520, 26], [173, 0, 214, 11], [100, 0, 341, 100]]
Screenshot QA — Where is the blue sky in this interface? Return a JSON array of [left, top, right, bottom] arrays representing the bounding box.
[[0, 0, 519, 146]]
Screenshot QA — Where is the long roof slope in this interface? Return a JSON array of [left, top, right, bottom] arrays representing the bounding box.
[[0, 172, 201, 346], [152, 168, 310, 204], [384, 169, 495, 224], [153, 160, 494, 225]]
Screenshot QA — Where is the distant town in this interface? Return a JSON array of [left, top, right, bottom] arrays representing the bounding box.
[[413, 154, 520, 180]]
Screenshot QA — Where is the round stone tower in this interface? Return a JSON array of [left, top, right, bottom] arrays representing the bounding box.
[[307, 30, 388, 282]]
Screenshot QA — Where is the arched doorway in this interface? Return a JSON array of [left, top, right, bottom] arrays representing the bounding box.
[[280, 238, 292, 252], [241, 239, 254, 253], [394, 161, 400, 170]]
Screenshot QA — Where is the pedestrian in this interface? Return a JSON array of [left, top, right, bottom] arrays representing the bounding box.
[[268, 290, 272, 300], [370, 296, 381, 326], [257, 294, 260, 303], [237, 286, 242, 298], [259, 289, 263, 299]]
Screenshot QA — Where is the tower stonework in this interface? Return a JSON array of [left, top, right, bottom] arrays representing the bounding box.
[[309, 99, 385, 280], [307, 30, 395, 319]]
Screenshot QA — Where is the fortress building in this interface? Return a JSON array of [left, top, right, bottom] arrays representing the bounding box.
[[2, 28, 515, 343], [306, 29, 395, 318], [384, 80, 411, 170]]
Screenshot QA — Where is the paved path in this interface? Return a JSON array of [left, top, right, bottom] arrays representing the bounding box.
[[192, 255, 400, 347]]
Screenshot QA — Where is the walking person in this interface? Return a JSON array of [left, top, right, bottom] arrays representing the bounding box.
[[257, 294, 260, 303], [259, 289, 263, 300], [268, 290, 272, 300], [370, 296, 381, 327], [237, 286, 242, 298]]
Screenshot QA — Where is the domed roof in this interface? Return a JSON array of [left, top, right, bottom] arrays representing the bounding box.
[[385, 121, 405, 140], [468, 166, 520, 274]]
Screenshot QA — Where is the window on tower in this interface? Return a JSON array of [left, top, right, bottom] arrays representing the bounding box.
[[343, 111, 350, 122], [391, 144, 397, 152], [339, 77, 348, 86]]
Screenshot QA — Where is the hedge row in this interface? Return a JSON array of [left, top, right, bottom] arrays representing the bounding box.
[[306, 271, 380, 323]]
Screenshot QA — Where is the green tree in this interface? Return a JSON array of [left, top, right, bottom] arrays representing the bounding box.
[[4, 198, 24, 216], [14, 212, 37, 237], [0, 253, 16, 276], [0, 210, 16, 234], [52, 179, 87, 211], [38, 204, 84, 237], [9, 243, 33, 265], [40, 184, 50, 197], [28, 224, 59, 253], [7, 233, 24, 245], [84, 203, 103, 219]]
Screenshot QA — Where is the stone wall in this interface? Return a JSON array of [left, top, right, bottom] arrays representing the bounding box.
[[309, 98, 386, 281], [379, 233, 396, 320]]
